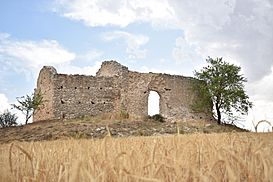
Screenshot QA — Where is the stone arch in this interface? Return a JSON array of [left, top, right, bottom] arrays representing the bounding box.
[[148, 90, 160, 116]]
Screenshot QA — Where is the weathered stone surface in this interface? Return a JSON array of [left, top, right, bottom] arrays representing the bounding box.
[[33, 60, 213, 122]]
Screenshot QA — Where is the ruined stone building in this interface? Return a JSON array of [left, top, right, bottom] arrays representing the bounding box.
[[33, 61, 212, 122]]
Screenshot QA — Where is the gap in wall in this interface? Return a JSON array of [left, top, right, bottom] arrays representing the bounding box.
[[148, 91, 160, 116]]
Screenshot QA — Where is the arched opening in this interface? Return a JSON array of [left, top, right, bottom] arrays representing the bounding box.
[[148, 91, 160, 116]]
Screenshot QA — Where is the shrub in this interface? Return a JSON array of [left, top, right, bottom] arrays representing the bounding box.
[[149, 114, 165, 122], [0, 110, 18, 128], [120, 110, 129, 119]]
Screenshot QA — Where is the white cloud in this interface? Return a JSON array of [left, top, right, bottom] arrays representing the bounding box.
[[57, 61, 102, 76], [76, 49, 103, 62], [0, 93, 10, 112], [0, 33, 105, 80], [0, 34, 75, 70], [0, 33, 10, 40], [103, 31, 149, 59], [0, 33, 76, 81], [172, 36, 202, 63], [53, 0, 176, 28], [169, 0, 273, 81], [247, 67, 273, 102]]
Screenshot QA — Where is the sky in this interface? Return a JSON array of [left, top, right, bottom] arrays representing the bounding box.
[[0, 0, 272, 131]]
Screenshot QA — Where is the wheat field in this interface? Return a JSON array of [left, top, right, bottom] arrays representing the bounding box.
[[0, 132, 273, 181]]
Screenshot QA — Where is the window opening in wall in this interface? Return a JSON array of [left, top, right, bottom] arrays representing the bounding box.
[[148, 91, 160, 116]]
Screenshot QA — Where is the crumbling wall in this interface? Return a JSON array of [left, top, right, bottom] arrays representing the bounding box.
[[96, 60, 129, 77], [34, 61, 213, 122], [124, 72, 211, 120], [34, 66, 123, 121], [33, 66, 56, 121]]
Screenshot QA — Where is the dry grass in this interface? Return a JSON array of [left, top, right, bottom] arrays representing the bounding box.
[[1, 132, 273, 181]]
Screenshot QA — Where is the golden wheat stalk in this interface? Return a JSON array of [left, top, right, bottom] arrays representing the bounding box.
[[9, 143, 34, 177]]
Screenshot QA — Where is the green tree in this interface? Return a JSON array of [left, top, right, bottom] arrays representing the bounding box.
[[194, 57, 252, 124], [0, 110, 18, 128], [12, 92, 43, 125]]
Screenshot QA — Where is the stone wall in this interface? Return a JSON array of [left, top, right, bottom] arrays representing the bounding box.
[[33, 66, 56, 121], [96, 60, 129, 77], [34, 61, 213, 122], [123, 72, 211, 120]]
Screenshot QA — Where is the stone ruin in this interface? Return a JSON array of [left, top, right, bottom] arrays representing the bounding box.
[[33, 61, 213, 122]]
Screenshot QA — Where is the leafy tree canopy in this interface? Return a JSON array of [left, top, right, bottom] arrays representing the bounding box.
[[194, 57, 252, 124]]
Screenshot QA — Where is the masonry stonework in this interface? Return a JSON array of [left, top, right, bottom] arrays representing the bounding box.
[[33, 61, 213, 122]]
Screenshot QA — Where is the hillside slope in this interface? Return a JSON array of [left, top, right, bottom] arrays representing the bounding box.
[[0, 118, 247, 143]]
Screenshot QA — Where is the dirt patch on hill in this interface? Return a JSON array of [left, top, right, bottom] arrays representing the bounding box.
[[0, 117, 248, 143]]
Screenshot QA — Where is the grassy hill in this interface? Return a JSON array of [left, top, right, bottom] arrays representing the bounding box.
[[0, 116, 247, 143]]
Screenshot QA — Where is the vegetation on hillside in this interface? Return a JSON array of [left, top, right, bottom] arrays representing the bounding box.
[[0, 110, 17, 128], [12, 91, 43, 125], [148, 114, 165, 122]]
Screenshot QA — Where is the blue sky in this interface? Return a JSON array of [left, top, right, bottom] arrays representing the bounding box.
[[0, 0, 273, 131]]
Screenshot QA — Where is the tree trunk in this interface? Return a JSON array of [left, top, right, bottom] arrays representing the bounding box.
[[215, 103, 221, 124], [25, 110, 29, 125]]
